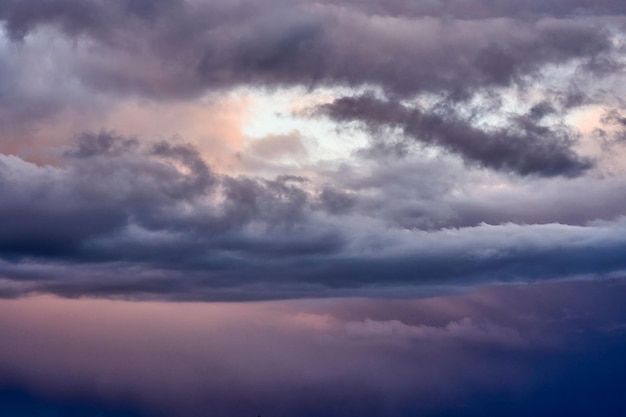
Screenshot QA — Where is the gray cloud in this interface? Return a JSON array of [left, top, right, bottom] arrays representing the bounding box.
[[0, 4, 624, 417], [320, 93, 591, 177], [0, 1, 624, 299], [318, 0, 626, 19], [1, 2, 626, 415], [0, 133, 625, 299], [0, 0, 619, 99]]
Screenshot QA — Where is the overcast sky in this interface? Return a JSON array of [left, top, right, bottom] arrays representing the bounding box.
[[0, 1, 625, 415], [0, 0, 625, 299]]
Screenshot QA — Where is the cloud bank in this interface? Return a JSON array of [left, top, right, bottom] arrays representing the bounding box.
[[0, 0, 624, 299], [1, 280, 626, 416]]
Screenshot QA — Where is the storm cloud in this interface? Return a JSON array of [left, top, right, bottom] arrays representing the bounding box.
[[0, 0, 619, 99], [320, 93, 592, 176], [0, 0, 623, 299], [0, 132, 625, 300], [1, 2, 626, 416]]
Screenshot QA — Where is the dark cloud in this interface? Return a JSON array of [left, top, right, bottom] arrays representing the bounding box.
[[0, 0, 182, 40], [0, 0, 622, 299], [320, 93, 591, 177], [598, 108, 626, 142], [0, 133, 345, 283], [317, 186, 356, 215], [0, 0, 619, 99], [66, 131, 139, 158], [603, 109, 626, 127], [0, 133, 625, 300], [319, 0, 626, 19], [0, 2, 625, 415]]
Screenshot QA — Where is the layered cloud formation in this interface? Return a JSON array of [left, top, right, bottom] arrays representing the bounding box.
[[0, 0, 625, 299], [2, 280, 626, 416]]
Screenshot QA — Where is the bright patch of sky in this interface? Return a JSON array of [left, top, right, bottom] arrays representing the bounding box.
[[240, 86, 373, 164]]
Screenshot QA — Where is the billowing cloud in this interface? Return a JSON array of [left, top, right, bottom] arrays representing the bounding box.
[[0, 133, 624, 299], [0, 0, 623, 299], [0, 0, 619, 99], [1, 2, 626, 416]]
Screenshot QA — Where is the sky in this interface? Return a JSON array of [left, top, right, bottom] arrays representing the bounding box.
[[0, 0, 625, 415]]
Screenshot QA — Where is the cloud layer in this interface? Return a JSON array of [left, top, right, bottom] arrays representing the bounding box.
[[0, 132, 624, 299], [1, 280, 626, 416], [0, 0, 625, 299], [2, 4, 626, 416]]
